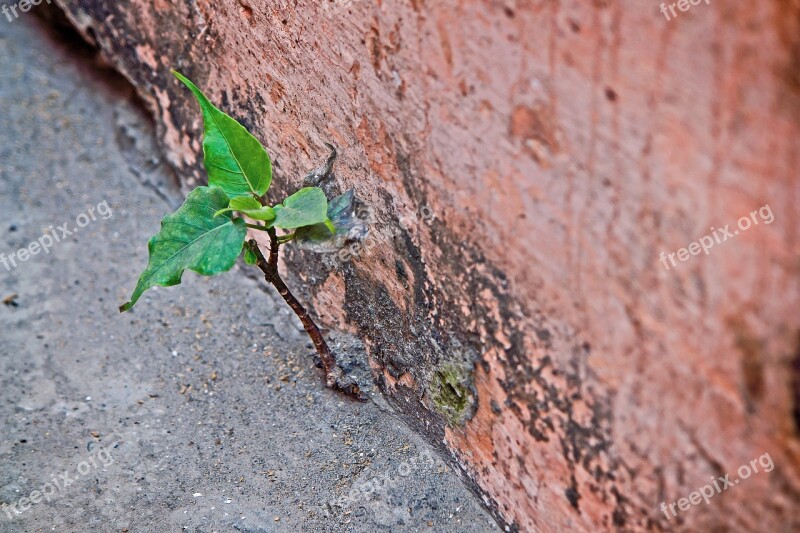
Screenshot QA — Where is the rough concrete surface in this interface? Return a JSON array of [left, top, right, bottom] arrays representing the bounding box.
[[0, 16, 498, 533]]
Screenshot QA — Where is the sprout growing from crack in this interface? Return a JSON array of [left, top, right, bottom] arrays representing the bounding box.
[[120, 70, 368, 400]]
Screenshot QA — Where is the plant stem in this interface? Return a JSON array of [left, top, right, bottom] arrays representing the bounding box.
[[245, 237, 364, 401], [248, 158, 363, 399], [277, 232, 296, 244], [244, 222, 270, 232], [266, 228, 279, 269]]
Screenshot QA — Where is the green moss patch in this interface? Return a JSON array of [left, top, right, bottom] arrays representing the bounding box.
[[430, 364, 475, 426]]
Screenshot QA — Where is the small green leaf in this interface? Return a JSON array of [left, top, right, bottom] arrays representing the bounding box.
[[172, 70, 272, 198], [327, 189, 356, 219], [230, 196, 263, 211], [244, 248, 258, 265], [245, 208, 276, 221], [294, 189, 370, 253], [271, 187, 330, 229], [120, 186, 247, 312], [233, 198, 275, 221], [215, 196, 276, 221]]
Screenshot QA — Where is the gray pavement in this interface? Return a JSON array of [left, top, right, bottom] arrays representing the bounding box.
[[0, 13, 497, 533]]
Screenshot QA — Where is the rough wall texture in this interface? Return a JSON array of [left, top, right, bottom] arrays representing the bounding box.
[[51, 0, 800, 530]]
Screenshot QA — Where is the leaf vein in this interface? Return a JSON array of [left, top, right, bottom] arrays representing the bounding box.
[[206, 110, 257, 195]]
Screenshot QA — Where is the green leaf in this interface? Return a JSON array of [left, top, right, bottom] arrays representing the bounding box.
[[172, 70, 272, 198], [244, 248, 258, 265], [120, 186, 247, 312], [214, 196, 276, 221], [294, 189, 369, 253], [230, 196, 262, 211], [271, 187, 331, 229], [326, 189, 356, 219]]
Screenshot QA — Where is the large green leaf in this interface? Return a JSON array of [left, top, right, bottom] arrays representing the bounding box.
[[173, 71, 272, 198], [271, 187, 332, 230], [120, 186, 247, 312], [214, 196, 276, 221]]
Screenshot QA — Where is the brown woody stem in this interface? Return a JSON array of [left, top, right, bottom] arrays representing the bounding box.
[[249, 154, 363, 399], [246, 236, 363, 400]]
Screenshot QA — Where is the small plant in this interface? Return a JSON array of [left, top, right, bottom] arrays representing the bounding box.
[[120, 71, 366, 400]]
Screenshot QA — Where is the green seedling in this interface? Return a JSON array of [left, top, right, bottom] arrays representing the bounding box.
[[121, 70, 366, 400]]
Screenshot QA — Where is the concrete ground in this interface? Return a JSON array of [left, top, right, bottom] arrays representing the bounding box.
[[0, 13, 498, 533]]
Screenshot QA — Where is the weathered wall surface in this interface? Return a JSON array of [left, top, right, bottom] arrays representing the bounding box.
[[51, 0, 800, 530]]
